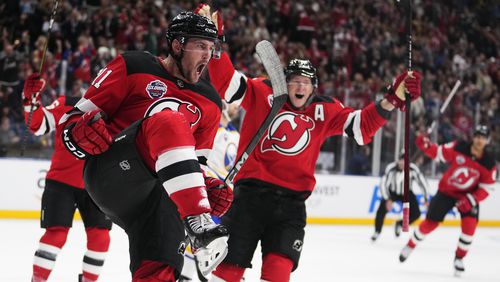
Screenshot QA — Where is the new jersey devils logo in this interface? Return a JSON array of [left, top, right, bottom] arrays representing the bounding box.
[[144, 98, 201, 127], [261, 112, 315, 155], [448, 167, 480, 190]]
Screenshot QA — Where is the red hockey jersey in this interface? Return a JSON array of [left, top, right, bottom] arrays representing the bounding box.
[[61, 51, 222, 164], [208, 52, 389, 192], [420, 140, 497, 201], [26, 96, 84, 188]]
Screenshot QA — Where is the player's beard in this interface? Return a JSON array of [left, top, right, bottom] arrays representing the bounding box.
[[183, 61, 207, 84]]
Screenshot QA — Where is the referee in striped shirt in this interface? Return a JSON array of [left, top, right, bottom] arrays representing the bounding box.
[[371, 152, 429, 241]]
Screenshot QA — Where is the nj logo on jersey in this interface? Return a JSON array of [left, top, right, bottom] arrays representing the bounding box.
[[146, 80, 168, 98], [448, 167, 480, 190], [144, 97, 201, 127], [261, 112, 315, 155]]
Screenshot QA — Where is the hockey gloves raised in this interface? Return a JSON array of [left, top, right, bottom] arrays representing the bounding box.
[[63, 110, 112, 159], [456, 193, 477, 214], [205, 177, 233, 217], [184, 213, 229, 276], [22, 73, 46, 111], [384, 71, 422, 111]]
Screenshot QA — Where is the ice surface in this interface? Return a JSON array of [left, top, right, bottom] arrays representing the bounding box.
[[2, 219, 499, 281]]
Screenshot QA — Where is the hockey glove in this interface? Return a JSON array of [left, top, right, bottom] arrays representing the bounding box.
[[384, 70, 422, 111], [456, 193, 477, 214], [184, 213, 229, 276], [205, 177, 233, 217], [415, 134, 431, 150], [22, 73, 46, 112], [63, 110, 112, 159], [194, 3, 225, 41]]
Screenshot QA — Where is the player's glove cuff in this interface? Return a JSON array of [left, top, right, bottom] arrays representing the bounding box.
[[62, 122, 90, 160]]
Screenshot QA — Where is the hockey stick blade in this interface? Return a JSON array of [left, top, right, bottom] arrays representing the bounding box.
[[255, 40, 288, 98], [225, 40, 288, 185]]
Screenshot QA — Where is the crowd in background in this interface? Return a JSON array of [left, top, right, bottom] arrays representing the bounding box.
[[0, 0, 498, 176]]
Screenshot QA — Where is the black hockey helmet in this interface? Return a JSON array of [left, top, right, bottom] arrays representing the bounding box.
[[166, 12, 218, 44], [285, 59, 318, 88], [473, 124, 490, 137]]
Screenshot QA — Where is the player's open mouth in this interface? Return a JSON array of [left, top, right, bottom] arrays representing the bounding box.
[[295, 94, 305, 99], [196, 64, 206, 75]]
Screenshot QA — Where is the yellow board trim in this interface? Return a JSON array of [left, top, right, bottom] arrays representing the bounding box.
[[0, 210, 81, 220], [2, 211, 499, 227], [306, 217, 500, 227]]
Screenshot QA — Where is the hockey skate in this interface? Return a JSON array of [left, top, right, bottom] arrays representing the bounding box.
[[394, 220, 403, 237], [399, 245, 413, 262], [370, 232, 380, 242], [454, 257, 465, 276], [184, 213, 229, 277]]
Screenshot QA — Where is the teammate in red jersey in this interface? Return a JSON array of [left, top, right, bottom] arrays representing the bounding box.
[[399, 125, 497, 275], [196, 5, 422, 281], [58, 12, 232, 281], [22, 77, 112, 282]]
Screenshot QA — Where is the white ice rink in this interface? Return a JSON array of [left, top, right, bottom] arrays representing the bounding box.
[[2, 219, 499, 282]]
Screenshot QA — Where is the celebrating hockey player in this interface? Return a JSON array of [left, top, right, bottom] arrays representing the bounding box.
[[195, 5, 422, 281], [399, 125, 497, 275], [22, 77, 112, 282], [371, 151, 429, 242], [59, 12, 232, 281]]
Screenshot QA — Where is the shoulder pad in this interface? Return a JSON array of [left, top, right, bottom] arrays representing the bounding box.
[[121, 51, 159, 75], [194, 79, 222, 110], [311, 95, 335, 104]]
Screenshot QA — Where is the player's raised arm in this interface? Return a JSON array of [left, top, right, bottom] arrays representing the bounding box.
[[196, 4, 250, 104], [327, 70, 422, 145]]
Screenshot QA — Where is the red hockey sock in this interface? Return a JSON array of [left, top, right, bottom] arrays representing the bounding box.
[[132, 260, 176, 282], [212, 262, 246, 282], [456, 217, 477, 258], [82, 227, 110, 281], [261, 252, 294, 282], [408, 219, 438, 248], [33, 226, 70, 281]]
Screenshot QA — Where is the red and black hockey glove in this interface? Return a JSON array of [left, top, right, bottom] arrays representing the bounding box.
[[205, 177, 233, 217], [63, 110, 112, 159], [384, 70, 422, 111], [456, 194, 477, 214], [22, 73, 46, 112]]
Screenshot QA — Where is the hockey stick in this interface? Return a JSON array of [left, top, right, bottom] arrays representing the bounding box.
[[20, 0, 59, 156], [402, 0, 412, 232], [427, 80, 461, 134], [224, 40, 288, 185]]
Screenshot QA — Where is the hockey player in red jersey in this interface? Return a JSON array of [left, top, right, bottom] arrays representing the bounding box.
[[195, 5, 422, 281], [399, 125, 497, 275], [22, 77, 112, 282], [59, 12, 232, 281]]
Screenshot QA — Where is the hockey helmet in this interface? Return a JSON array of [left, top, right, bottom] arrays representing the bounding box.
[[473, 124, 490, 137], [285, 59, 318, 88], [166, 12, 218, 44]]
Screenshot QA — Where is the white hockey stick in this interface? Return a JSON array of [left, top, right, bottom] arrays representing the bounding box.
[[224, 40, 288, 185], [427, 80, 461, 134]]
